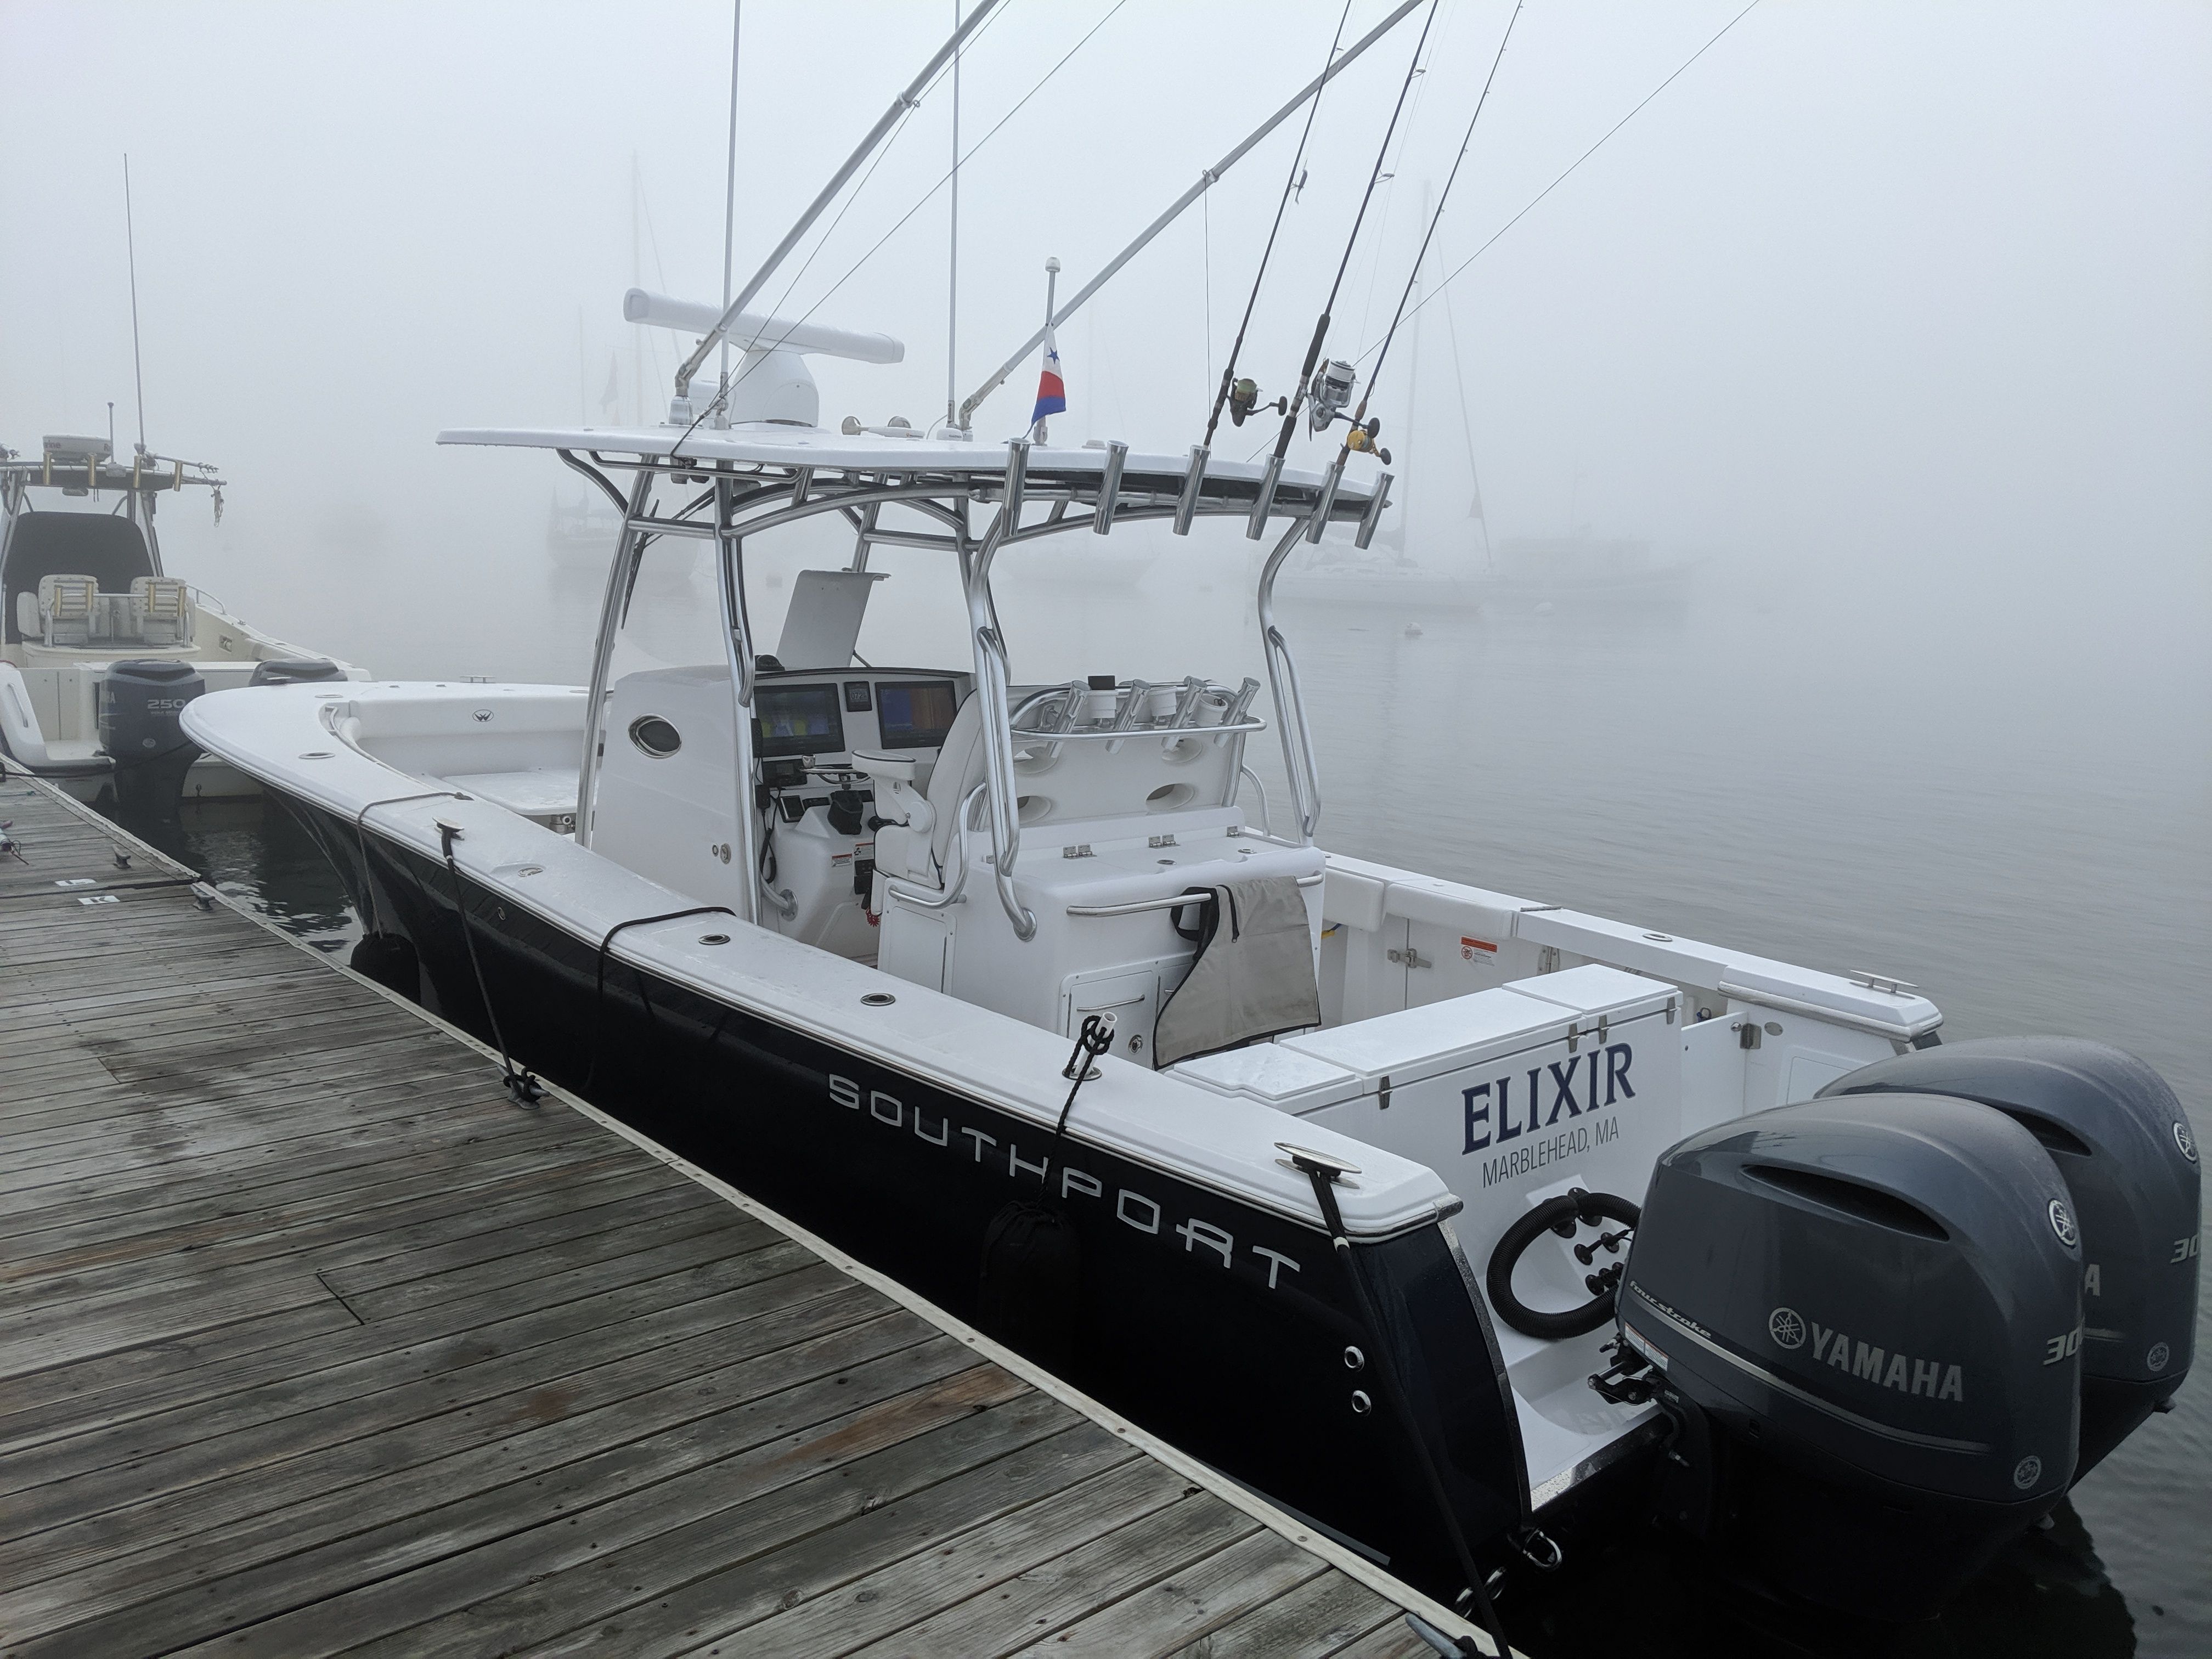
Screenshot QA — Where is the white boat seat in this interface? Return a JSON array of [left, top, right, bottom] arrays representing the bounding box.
[[129, 577, 195, 646], [35, 574, 98, 647], [864, 692, 990, 889]]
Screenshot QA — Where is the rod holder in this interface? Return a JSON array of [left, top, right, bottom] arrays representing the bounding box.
[[1002, 438, 1030, 532], [1245, 454, 1285, 540], [1304, 457, 1346, 544], [1172, 444, 1209, 535], [1093, 439, 1127, 534], [1355, 471, 1393, 550]]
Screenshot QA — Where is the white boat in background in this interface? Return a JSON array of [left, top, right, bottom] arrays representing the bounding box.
[[1276, 530, 1486, 612], [0, 435, 365, 814], [1476, 532, 1695, 614], [546, 489, 623, 569]]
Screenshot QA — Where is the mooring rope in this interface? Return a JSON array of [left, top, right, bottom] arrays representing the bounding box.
[[434, 819, 545, 1108]]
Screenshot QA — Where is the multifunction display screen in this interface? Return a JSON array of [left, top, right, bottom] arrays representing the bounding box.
[[876, 680, 960, 750], [753, 683, 845, 759]]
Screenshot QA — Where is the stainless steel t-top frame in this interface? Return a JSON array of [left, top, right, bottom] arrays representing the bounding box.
[[554, 441, 1377, 937], [1, 446, 226, 584]]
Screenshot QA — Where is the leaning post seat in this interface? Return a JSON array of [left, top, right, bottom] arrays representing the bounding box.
[[33, 573, 99, 646], [128, 576, 195, 646], [871, 677, 1323, 1066]]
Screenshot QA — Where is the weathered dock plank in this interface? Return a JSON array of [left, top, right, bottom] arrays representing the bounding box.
[[0, 771, 1499, 1659]]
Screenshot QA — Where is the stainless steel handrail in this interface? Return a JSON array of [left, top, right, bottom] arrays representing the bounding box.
[[1236, 765, 1273, 838], [1066, 872, 1322, 917]]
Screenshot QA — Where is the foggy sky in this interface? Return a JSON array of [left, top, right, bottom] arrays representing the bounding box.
[[3, 0, 2207, 703]]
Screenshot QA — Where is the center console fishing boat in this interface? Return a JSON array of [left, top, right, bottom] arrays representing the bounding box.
[[183, 391, 2198, 1629], [179, 6, 2197, 1634], [1, 436, 364, 813]]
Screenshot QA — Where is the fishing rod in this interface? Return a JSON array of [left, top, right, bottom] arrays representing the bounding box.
[[956, 0, 1429, 434], [123, 155, 148, 456], [1199, 0, 1354, 451], [1262, 0, 1440, 474], [674, 0, 1002, 407], [1339, 1, 1525, 460], [716, 1, 742, 421], [1353, 0, 1765, 364]]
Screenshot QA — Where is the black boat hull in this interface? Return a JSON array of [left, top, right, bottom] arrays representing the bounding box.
[[285, 793, 1534, 1601]]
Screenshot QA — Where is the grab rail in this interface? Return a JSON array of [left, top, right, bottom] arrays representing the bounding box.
[[1066, 872, 1322, 917], [1235, 765, 1272, 838]]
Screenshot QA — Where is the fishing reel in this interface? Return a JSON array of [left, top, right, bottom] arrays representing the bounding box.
[[1345, 418, 1391, 466], [1306, 358, 1357, 433], [1302, 359, 1392, 462], [1226, 377, 1286, 427]]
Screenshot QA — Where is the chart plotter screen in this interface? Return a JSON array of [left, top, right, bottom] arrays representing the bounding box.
[[753, 684, 845, 759], [876, 680, 959, 750]]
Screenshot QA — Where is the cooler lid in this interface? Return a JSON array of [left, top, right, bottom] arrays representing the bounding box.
[[1169, 1042, 1364, 1114], [1276, 985, 1578, 1088], [1503, 963, 1677, 1020]]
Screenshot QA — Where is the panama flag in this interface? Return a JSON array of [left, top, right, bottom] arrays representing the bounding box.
[[1030, 325, 1068, 427]]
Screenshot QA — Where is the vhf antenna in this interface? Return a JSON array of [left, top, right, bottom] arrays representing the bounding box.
[[123, 154, 148, 456]]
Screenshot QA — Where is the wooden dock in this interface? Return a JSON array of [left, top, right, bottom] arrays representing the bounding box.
[[0, 770, 1495, 1659]]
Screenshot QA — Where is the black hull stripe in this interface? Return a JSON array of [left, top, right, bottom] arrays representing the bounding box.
[[284, 791, 1536, 1601]]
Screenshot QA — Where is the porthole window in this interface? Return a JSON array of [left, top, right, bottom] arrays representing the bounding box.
[[628, 715, 682, 759]]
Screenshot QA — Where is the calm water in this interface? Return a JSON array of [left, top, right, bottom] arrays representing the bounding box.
[[119, 545, 2210, 1658]]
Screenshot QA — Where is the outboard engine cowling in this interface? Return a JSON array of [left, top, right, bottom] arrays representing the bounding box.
[[1621, 1092, 2083, 1621], [98, 659, 204, 819], [249, 657, 346, 686], [1819, 1037, 2200, 1477]]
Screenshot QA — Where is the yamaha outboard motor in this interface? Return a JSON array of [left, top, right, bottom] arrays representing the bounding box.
[[1620, 1092, 2083, 1621], [1820, 1037, 2200, 1477], [99, 659, 204, 819], [249, 657, 346, 686]]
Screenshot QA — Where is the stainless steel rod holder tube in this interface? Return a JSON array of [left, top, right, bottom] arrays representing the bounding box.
[[1093, 440, 1127, 533], [1305, 454, 1346, 543], [1246, 453, 1285, 540], [1356, 470, 1394, 549], [1001, 438, 1029, 532], [1173, 445, 1209, 535]]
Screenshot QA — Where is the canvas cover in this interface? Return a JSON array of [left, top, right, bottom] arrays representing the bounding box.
[[1153, 876, 1321, 1068]]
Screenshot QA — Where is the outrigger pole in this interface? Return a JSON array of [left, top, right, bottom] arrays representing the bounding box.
[[955, 0, 1427, 434], [674, 0, 1002, 406]]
